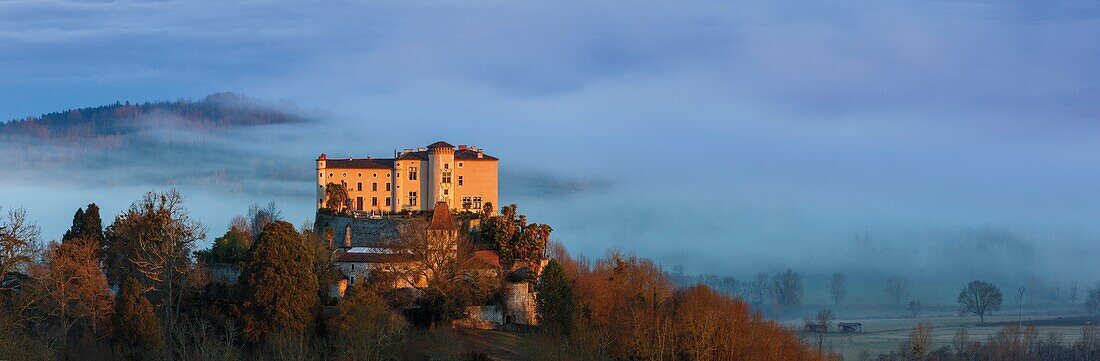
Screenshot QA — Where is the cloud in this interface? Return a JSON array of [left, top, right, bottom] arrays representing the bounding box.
[[3, 0, 1100, 289]]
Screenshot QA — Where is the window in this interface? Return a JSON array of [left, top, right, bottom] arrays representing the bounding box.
[[356, 197, 363, 211], [458, 176, 463, 186], [373, 173, 377, 178], [319, 172, 323, 177], [387, 173, 391, 178], [409, 167, 418, 181], [396, 172, 401, 178], [444, 163, 449, 169], [341, 181, 347, 190], [408, 192, 417, 206], [329, 173, 333, 177], [458, 162, 463, 168], [385, 197, 391, 206], [372, 197, 378, 207], [357, 182, 363, 191], [385, 183, 391, 191], [461, 196, 472, 210], [442, 171, 452, 184], [473, 196, 482, 209], [372, 182, 378, 191], [358, 173, 362, 177], [342, 172, 347, 177], [443, 189, 449, 196]]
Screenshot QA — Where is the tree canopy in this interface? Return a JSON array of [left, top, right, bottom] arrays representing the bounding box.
[[239, 220, 318, 344], [958, 280, 1003, 323], [535, 259, 574, 334]]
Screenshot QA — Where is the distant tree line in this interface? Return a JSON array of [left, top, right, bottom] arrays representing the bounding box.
[[0, 92, 303, 141]]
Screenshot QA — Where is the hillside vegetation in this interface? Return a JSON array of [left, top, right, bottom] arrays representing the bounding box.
[[1, 92, 304, 142]]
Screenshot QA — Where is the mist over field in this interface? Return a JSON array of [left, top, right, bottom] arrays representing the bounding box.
[[3, 0, 1100, 306]]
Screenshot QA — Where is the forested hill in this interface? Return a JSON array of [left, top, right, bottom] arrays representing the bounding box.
[[0, 92, 305, 141]]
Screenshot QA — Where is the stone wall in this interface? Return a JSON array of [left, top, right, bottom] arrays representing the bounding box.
[[502, 282, 538, 325]]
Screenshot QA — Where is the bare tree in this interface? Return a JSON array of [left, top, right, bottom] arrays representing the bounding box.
[[814, 308, 835, 349], [903, 323, 933, 359], [957, 280, 1003, 323], [884, 275, 909, 307], [34, 240, 114, 346], [1085, 282, 1100, 315], [770, 269, 803, 311], [247, 202, 282, 240], [0, 207, 40, 287], [827, 272, 845, 306], [389, 221, 457, 292], [104, 189, 205, 357], [749, 272, 769, 306]]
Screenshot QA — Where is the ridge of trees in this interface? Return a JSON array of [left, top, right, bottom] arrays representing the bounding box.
[[0, 92, 304, 141]]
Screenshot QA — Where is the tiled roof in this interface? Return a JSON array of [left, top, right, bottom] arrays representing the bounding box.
[[395, 149, 497, 161], [428, 141, 454, 149], [456, 149, 498, 160], [427, 202, 456, 231], [466, 250, 501, 269], [326, 158, 395, 169]]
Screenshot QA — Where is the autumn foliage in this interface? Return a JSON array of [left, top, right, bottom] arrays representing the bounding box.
[[533, 250, 836, 361]]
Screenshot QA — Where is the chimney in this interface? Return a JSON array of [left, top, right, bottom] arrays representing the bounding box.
[[458, 144, 468, 150], [418, 147, 426, 152], [404, 148, 414, 153], [477, 149, 484, 158]]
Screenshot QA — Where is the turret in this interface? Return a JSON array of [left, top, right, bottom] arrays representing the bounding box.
[[426, 141, 455, 209], [316, 153, 328, 210]]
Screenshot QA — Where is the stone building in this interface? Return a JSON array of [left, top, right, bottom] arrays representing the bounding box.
[[316, 141, 498, 215]]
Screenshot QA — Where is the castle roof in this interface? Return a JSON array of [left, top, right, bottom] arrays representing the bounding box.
[[395, 149, 498, 161], [427, 141, 454, 149], [427, 202, 456, 231], [325, 157, 395, 169]]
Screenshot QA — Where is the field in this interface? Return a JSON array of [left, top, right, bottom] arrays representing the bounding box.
[[789, 308, 1100, 360]]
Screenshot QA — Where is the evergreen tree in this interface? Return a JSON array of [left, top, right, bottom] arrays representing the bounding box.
[[239, 221, 318, 344], [113, 278, 164, 361], [535, 260, 575, 334], [62, 208, 84, 243], [62, 204, 105, 261]]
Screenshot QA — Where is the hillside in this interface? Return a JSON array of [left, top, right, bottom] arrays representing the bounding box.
[[0, 92, 304, 141]]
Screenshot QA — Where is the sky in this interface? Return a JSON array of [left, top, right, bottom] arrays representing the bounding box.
[[2, 0, 1100, 303]]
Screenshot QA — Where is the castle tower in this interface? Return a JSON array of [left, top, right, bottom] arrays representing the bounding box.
[[316, 153, 328, 210], [426, 141, 456, 209]]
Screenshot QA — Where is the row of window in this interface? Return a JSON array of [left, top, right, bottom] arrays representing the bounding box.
[[461, 196, 483, 210], [354, 182, 391, 192], [354, 196, 392, 210], [322, 172, 391, 178]]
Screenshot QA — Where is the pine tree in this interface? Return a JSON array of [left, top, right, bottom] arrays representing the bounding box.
[[239, 221, 318, 344], [535, 259, 575, 334], [113, 278, 164, 361]]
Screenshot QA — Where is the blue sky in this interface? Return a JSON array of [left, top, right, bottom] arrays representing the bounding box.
[[2, 0, 1100, 300]]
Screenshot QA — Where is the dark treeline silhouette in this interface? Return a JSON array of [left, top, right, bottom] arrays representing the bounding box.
[[0, 92, 303, 141]]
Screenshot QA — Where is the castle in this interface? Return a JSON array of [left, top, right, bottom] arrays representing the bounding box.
[[316, 141, 498, 214]]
